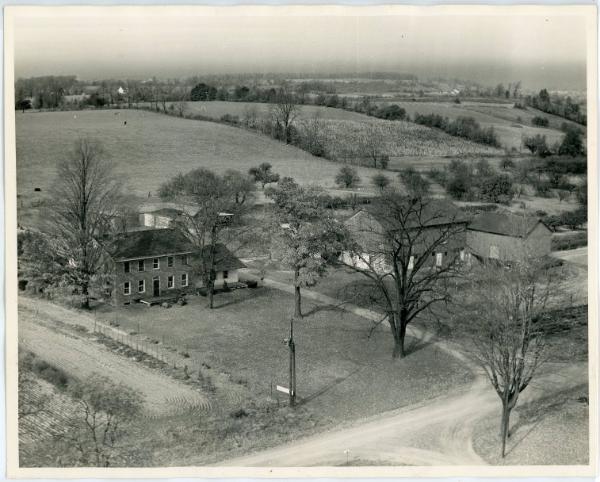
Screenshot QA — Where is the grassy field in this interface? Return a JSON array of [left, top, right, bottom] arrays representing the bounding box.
[[94, 287, 472, 424], [174, 101, 503, 158], [15, 109, 399, 200]]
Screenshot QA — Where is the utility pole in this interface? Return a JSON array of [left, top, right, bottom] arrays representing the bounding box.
[[287, 317, 297, 407]]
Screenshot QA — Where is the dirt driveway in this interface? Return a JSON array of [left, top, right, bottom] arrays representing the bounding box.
[[18, 304, 210, 418], [218, 362, 587, 467]]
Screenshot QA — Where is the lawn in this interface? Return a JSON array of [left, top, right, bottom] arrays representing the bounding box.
[[92, 287, 473, 425]]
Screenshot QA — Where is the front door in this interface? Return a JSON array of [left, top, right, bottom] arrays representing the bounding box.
[[153, 277, 160, 297]]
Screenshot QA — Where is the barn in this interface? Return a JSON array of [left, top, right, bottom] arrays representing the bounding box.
[[342, 198, 469, 273], [467, 212, 552, 264]]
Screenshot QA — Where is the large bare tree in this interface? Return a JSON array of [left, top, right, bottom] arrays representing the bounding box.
[[46, 138, 123, 309], [460, 255, 557, 458], [340, 193, 467, 358]]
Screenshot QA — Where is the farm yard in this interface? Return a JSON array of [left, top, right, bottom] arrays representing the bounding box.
[[18, 288, 474, 465]]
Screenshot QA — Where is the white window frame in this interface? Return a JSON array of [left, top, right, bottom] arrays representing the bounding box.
[[167, 256, 174, 268], [183, 254, 189, 265], [223, 270, 229, 279], [138, 279, 145, 293], [123, 281, 131, 296], [153, 258, 160, 270], [167, 275, 174, 289], [181, 273, 188, 287], [138, 259, 145, 272]]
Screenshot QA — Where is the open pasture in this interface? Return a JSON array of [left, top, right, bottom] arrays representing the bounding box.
[[15, 109, 397, 198]]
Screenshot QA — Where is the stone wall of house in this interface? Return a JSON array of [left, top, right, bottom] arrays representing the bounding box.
[[112, 253, 194, 305]]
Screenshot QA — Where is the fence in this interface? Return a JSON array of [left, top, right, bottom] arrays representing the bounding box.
[[91, 317, 203, 378]]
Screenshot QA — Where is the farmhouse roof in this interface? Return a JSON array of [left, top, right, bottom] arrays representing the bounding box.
[[468, 212, 544, 238], [359, 197, 468, 231], [191, 244, 246, 273], [108, 228, 193, 261]]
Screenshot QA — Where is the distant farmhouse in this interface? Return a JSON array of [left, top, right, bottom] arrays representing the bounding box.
[[342, 199, 469, 273], [467, 212, 552, 264]]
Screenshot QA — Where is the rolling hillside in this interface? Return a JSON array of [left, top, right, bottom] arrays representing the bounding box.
[[15, 109, 398, 199]]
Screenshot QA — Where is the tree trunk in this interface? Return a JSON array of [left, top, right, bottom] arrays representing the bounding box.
[[81, 282, 90, 310], [294, 268, 302, 318], [208, 285, 214, 309], [391, 314, 407, 359], [500, 400, 512, 458]]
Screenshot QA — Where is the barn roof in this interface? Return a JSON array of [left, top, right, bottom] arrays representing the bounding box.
[[108, 228, 193, 261], [359, 197, 469, 231], [468, 212, 543, 238]]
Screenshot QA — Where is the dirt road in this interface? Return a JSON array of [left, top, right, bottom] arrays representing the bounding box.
[[220, 362, 586, 467], [18, 305, 210, 418]]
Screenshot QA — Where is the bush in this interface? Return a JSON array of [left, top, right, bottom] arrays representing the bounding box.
[[371, 173, 391, 191], [558, 127, 585, 157], [531, 116, 549, 127], [551, 231, 587, 251], [335, 166, 361, 188], [375, 104, 406, 121], [479, 174, 514, 204], [32, 358, 70, 390]]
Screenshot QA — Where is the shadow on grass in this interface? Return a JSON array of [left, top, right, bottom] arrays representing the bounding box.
[[298, 367, 363, 406], [504, 383, 588, 457], [213, 287, 272, 309]]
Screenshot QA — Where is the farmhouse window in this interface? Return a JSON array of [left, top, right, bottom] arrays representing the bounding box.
[[183, 255, 189, 265], [124, 261, 130, 273], [153, 258, 160, 269], [223, 270, 229, 279], [138, 260, 145, 272], [408, 256, 414, 270], [168, 275, 174, 289], [167, 256, 174, 267], [138, 280, 145, 293], [435, 252, 443, 267], [181, 273, 188, 287], [123, 282, 131, 295]]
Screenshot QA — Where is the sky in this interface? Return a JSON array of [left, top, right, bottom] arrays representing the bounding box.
[[12, 7, 589, 90]]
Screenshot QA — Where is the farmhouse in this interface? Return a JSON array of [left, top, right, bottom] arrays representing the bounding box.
[[467, 212, 551, 264], [342, 198, 469, 273], [139, 208, 182, 229], [106, 228, 245, 305]]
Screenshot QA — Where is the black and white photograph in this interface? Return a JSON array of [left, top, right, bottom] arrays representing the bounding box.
[[4, 4, 597, 477]]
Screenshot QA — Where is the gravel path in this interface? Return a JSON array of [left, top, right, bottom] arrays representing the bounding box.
[[18, 306, 211, 418]]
